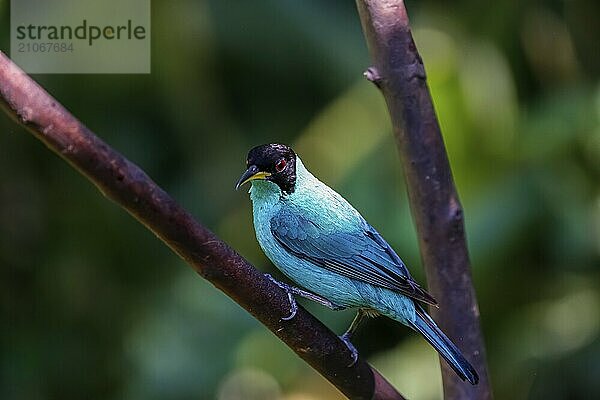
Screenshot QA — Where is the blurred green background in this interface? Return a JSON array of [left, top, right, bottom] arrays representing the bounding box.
[[1, 1, 599, 399]]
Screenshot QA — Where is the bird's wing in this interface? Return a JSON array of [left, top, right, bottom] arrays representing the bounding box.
[[270, 209, 438, 306]]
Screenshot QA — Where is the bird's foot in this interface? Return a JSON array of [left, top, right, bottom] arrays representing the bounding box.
[[265, 273, 298, 321], [281, 293, 298, 321], [339, 333, 359, 367], [265, 273, 346, 319]]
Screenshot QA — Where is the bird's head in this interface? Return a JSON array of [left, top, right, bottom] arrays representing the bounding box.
[[236, 143, 297, 194]]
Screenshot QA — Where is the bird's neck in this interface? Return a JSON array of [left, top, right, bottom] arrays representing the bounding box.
[[294, 157, 317, 191], [249, 179, 280, 207]]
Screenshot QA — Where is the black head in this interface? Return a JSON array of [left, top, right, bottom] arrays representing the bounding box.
[[235, 143, 297, 194]]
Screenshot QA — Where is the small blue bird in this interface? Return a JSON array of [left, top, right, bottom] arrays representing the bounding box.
[[236, 143, 478, 385]]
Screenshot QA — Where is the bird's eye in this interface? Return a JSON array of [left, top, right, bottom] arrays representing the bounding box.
[[275, 159, 287, 172]]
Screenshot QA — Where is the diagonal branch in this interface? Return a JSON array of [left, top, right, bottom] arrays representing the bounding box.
[[0, 51, 404, 400], [356, 1, 493, 399]]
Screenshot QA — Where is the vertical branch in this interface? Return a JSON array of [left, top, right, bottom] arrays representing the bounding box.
[[356, 1, 492, 399]]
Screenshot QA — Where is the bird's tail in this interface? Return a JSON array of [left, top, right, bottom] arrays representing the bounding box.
[[409, 305, 479, 385]]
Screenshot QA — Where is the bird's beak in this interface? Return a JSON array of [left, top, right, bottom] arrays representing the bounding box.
[[235, 165, 271, 190]]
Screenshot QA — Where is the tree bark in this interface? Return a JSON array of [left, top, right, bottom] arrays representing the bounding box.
[[0, 51, 405, 400], [356, 1, 492, 399]]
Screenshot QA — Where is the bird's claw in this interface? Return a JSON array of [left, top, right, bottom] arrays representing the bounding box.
[[265, 273, 298, 321], [340, 333, 359, 367], [281, 292, 298, 321]]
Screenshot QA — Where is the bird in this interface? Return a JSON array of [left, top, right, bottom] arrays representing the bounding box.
[[236, 143, 478, 385]]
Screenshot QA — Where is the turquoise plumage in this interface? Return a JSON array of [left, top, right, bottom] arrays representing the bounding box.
[[237, 143, 478, 385]]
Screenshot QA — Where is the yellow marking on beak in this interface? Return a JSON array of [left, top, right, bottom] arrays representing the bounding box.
[[243, 171, 271, 184], [236, 170, 272, 189]]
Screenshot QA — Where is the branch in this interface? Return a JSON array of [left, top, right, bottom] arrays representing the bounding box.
[[356, 1, 492, 399], [0, 52, 405, 400]]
